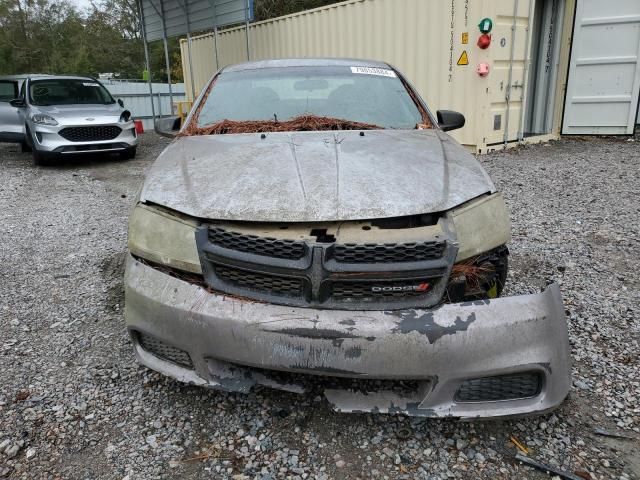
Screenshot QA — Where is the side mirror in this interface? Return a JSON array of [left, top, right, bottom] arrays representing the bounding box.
[[437, 110, 465, 132], [117, 98, 124, 108], [10, 98, 25, 108], [155, 116, 181, 138]]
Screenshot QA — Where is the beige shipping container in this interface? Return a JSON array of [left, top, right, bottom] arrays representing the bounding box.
[[180, 0, 575, 152]]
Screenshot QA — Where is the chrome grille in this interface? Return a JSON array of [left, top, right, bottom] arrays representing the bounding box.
[[59, 126, 122, 142], [333, 241, 446, 263], [455, 372, 542, 402], [209, 227, 306, 260]]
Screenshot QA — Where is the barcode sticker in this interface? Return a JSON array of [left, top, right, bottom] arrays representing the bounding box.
[[350, 66, 397, 77]]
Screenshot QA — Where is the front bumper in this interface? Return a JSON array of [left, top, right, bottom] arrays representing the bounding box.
[[30, 121, 138, 154], [124, 255, 571, 418]]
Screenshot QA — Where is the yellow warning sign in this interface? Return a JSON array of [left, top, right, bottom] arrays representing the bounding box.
[[457, 50, 469, 66], [462, 32, 469, 44]]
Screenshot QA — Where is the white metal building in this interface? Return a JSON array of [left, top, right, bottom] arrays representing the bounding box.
[[179, 0, 640, 152]]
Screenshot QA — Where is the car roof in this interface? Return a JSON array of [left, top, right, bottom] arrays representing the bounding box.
[[0, 74, 50, 81], [27, 75, 98, 81], [223, 57, 392, 73]]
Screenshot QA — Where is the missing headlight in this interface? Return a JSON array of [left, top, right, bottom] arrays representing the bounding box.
[[445, 246, 508, 303]]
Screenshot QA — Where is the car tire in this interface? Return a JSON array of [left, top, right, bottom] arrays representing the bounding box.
[[21, 142, 32, 153], [120, 146, 137, 160]]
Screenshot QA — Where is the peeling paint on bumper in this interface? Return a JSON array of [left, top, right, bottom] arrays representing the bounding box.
[[124, 255, 571, 419]]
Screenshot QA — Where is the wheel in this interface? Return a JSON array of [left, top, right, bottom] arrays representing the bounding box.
[[21, 142, 32, 153], [32, 150, 51, 166], [120, 146, 137, 160]]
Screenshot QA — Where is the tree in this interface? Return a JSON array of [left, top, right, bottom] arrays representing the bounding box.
[[0, 0, 178, 80], [0, 0, 340, 80], [254, 0, 342, 21]]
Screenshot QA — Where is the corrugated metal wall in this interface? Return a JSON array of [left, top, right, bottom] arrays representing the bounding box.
[[105, 82, 187, 129], [179, 0, 573, 149]]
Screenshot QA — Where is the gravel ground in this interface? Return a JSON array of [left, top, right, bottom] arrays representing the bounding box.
[[1, 133, 639, 480]]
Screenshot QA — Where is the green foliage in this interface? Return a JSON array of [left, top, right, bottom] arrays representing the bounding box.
[[254, 0, 342, 21], [0, 0, 182, 81], [0, 0, 342, 80]]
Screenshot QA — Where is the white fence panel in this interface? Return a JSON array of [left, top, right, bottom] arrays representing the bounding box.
[[104, 81, 187, 130]]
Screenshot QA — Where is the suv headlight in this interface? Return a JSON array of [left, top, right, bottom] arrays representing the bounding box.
[[450, 193, 511, 261], [119, 110, 132, 123], [128, 204, 202, 274], [31, 114, 58, 126]]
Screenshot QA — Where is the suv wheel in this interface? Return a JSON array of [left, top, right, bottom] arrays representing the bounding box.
[[21, 142, 32, 153]]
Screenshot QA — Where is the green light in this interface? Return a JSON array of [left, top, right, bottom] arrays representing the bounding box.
[[479, 17, 493, 34]]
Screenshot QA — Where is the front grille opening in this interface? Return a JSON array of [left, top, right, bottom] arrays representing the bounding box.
[[137, 332, 193, 368], [310, 228, 336, 243], [371, 213, 440, 229], [214, 264, 304, 297], [200, 224, 451, 310], [247, 365, 422, 395], [455, 372, 542, 402], [209, 226, 306, 260], [333, 241, 446, 263], [59, 126, 122, 142], [332, 279, 432, 301]]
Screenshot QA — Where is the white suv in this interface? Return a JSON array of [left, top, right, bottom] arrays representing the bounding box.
[[0, 75, 138, 165]]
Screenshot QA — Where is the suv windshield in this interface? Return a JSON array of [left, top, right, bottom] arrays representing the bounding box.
[[196, 66, 425, 130], [29, 79, 115, 106]]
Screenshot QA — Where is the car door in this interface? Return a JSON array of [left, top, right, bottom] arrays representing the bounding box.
[[0, 79, 23, 142]]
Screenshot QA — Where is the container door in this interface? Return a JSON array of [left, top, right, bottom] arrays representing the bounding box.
[[485, 0, 534, 145], [563, 0, 640, 134]]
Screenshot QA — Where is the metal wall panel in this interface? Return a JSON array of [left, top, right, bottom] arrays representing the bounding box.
[[180, 0, 544, 149], [105, 82, 187, 129], [563, 0, 640, 134]]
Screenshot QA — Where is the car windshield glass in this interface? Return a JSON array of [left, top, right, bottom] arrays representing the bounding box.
[[29, 79, 115, 106], [196, 66, 424, 130]]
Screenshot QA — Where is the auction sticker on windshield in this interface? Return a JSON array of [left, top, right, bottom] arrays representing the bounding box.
[[350, 66, 397, 77]]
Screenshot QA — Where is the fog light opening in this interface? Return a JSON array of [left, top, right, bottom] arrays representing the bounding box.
[[455, 371, 542, 403], [136, 331, 194, 369]]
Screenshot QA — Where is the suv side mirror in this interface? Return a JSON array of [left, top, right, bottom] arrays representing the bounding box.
[[437, 110, 465, 132], [117, 98, 124, 108], [10, 98, 25, 108], [155, 116, 182, 138]]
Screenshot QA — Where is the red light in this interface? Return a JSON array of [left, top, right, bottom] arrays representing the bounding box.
[[477, 34, 491, 49]]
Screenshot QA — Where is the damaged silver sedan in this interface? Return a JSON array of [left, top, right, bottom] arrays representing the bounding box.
[[125, 58, 571, 418]]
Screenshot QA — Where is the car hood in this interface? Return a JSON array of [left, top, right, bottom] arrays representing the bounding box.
[[33, 103, 123, 123], [140, 129, 495, 222]]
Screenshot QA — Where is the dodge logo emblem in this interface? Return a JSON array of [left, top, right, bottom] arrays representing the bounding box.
[[371, 283, 430, 293]]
